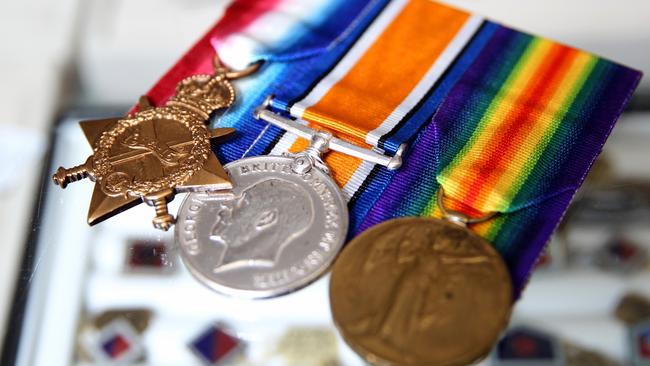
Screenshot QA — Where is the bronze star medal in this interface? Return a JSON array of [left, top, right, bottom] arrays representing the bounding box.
[[52, 61, 256, 230]]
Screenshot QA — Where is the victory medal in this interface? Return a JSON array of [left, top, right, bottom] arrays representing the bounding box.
[[330, 189, 512, 366], [52, 59, 250, 230]]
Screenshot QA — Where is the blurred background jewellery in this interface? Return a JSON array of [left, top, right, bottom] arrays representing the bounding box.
[[50, 57, 260, 231]]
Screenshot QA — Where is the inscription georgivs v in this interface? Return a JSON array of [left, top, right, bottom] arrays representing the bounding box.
[[176, 155, 348, 298], [52, 72, 236, 231]]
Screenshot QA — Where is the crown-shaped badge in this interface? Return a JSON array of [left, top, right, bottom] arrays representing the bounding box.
[[167, 73, 235, 118]]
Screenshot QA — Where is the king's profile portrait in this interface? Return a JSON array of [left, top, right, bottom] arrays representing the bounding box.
[[210, 178, 314, 271]]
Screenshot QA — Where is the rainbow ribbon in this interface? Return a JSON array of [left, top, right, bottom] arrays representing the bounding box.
[[143, 0, 641, 294]]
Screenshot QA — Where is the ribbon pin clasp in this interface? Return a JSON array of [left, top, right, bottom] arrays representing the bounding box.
[[254, 96, 406, 170]]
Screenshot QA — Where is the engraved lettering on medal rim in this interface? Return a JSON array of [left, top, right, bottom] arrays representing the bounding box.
[[311, 178, 327, 196], [289, 251, 321, 276], [317, 181, 340, 231], [292, 249, 326, 276], [182, 219, 200, 254], [252, 249, 326, 289], [253, 269, 291, 289], [322, 191, 340, 230], [239, 162, 290, 176], [319, 231, 338, 252], [301, 172, 314, 182], [304, 249, 325, 266], [182, 200, 204, 254]]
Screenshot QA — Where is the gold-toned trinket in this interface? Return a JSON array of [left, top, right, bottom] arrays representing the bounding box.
[[275, 327, 340, 366], [52, 59, 258, 230], [92, 308, 153, 334], [565, 343, 622, 366], [330, 189, 512, 366], [614, 292, 650, 325]]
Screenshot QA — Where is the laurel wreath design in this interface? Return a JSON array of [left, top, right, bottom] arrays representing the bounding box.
[[92, 105, 210, 197]]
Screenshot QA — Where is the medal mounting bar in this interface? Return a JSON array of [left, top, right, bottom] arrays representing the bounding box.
[[254, 96, 406, 170]]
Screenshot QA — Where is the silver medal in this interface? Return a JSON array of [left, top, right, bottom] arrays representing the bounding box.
[[175, 97, 406, 298], [176, 134, 348, 298]]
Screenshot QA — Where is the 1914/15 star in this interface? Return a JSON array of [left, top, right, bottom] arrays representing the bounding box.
[[52, 69, 238, 231]]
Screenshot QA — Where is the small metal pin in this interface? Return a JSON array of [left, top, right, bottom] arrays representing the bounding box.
[[144, 188, 176, 231], [52, 156, 94, 188], [254, 96, 406, 170]]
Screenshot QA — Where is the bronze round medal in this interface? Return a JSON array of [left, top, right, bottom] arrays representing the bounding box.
[[329, 217, 512, 366]]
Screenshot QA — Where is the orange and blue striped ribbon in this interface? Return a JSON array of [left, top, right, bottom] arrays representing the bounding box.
[[268, 0, 484, 197]]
